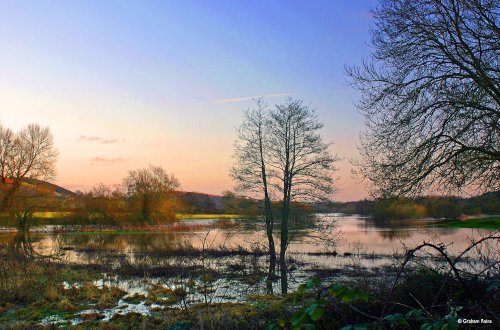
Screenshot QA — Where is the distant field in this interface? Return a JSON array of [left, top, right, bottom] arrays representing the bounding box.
[[0, 211, 73, 221], [0, 212, 245, 228], [438, 218, 500, 230], [32, 211, 73, 219], [38, 212, 245, 220], [2, 212, 242, 220], [176, 213, 242, 220]]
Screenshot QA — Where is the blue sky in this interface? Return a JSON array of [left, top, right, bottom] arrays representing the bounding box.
[[0, 0, 377, 201]]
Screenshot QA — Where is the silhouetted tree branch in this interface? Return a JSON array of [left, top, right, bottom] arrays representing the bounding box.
[[348, 0, 499, 197]]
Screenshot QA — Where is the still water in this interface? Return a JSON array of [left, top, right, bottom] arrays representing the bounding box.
[[0, 214, 494, 264], [2, 214, 496, 325]]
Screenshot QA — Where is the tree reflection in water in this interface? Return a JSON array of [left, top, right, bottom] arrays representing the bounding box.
[[12, 228, 35, 258], [0, 214, 480, 299]]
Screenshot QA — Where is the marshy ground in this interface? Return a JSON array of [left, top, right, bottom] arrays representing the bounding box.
[[0, 214, 498, 329]]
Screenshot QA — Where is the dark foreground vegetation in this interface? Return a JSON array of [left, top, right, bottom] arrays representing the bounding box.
[[1, 233, 498, 330]]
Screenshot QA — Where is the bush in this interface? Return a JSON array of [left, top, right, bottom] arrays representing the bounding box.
[[373, 197, 426, 220]]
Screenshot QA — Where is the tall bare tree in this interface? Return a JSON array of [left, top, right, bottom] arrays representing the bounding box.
[[231, 99, 277, 292], [348, 0, 499, 197], [268, 99, 338, 293], [0, 123, 57, 212], [123, 165, 180, 224], [231, 100, 276, 262], [231, 98, 338, 293]]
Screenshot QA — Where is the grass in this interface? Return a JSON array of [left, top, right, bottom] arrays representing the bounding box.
[[0, 240, 286, 329], [436, 217, 500, 229], [1, 234, 497, 329], [31, 211, 73, 219], [57, 219, 237, 234], [176, 213, 243, 220], [1, 212, 242, 221], [0, 212, 244, 229]]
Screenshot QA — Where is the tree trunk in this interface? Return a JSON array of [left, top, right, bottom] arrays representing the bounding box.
[[280, 257, 288, 295], [266, 255, 276, 294], [141, 193, 150, 222], [259, 120, 277, 283], [280, 189, 290, 294], [264, 194, 276, 262]]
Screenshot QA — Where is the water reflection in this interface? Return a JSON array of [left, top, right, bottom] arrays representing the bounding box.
[[2, 214, 496, 325], [12, 229, 36, 258], [0, 214, 492, 264]]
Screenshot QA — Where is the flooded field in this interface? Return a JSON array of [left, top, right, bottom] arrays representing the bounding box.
[[0, 214, 492, 259], [0, 214, 497, 326]]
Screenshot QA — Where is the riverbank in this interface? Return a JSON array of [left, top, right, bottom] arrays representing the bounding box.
[[436, 217, 500, 229], [3, 212, 500, 232], [0, 217, 240, 233], [0, 241, 497, 330]]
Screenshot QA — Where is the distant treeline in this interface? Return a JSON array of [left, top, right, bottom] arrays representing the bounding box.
[[0, 183, 263, 226], [68, 189, 260, 224], [314, 191, 500, 220], [176, 190, 259, 215], [2, 177, 498, 225]]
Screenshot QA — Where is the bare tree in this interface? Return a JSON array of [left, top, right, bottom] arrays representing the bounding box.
[[230, 99, 277, 293], [231, 98, 339, 293], [268, 98, 339, 293], [123, 165, 180, 224], [0, 123, 57, 212], [348, 0, 499, 197], [231, 99, 277, 266], [80, 183, 126, 225]]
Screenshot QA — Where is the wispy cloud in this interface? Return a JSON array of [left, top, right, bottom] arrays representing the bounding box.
[[207, 93, 291, 104], [90, 157, 124, 164], [78, 135, 125, 144]]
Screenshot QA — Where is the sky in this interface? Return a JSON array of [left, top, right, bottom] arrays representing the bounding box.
[[0, 0, 377, 202]]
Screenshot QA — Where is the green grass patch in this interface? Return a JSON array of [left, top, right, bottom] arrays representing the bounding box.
[[436, 217, 500, 229], [176, 213, 242, 220], [0, 305, 73, 323], [32, 211, 73, 219]]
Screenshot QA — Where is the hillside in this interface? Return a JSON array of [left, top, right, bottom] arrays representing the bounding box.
[[0, 178, 75, 199], [20, 178, 76, 198], [175, 191, 224, 213]]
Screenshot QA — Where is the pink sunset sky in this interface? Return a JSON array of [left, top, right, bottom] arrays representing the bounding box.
[[1, 1, 377, 201]]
